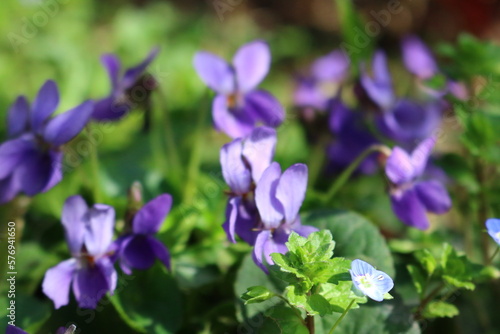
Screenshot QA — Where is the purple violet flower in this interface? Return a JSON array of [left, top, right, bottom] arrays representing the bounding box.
[[92, 48, 159, 121], [42, 195, 117, 309], [6, 324, 76, 334], [360, 51, 396, 112], [294, 49, 350, 111], [221, 126, 277, 244], [401, 35, 439, 80], [376, 99, 443, 145], [253, 162, 318, 272], [385, 137, 451, 230], [193, 40, 285, 138], [327, 97, 379, 174], [6, 326, 27, 334], [114, 194, 172, 274], [0, 81, 93, 204]]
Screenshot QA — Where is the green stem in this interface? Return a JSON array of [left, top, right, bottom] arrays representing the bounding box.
[[487, 246, 500, 265], [475, 159, 490, 264], [329, 299, 355, 334], [322, 144, 390, 204], [88, 126, 102, 203], [415, 283, 444, 320], [183, 91, 210, 204], [156, 91, 182, 179]]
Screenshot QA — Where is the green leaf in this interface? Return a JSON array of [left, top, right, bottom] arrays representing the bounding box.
[[414, 249, 437, 277], [336, 0, 374, 65], [235, 254, 287, 321], [407, 264, 426, 296], [287, 230, 336, 263], [307, 294, 333, 316], [422, 301, 459, 319], [242, 286, 276, 305], [424, 73, 448, 91], [442, 275, 475, 290], [320, 281, 366, 313], [110, 264, 183, 334], [258, 305, 309, 334], [302, 210, 395, 277], [317, 300, 421, 334]]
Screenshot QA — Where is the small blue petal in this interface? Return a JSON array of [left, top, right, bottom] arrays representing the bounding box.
[[349, 259, 394, 302], [486, 218, 500, 245]]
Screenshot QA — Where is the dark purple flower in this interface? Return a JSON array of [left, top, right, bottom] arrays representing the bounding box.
[[115, 194, 172, 274], [194, 40, 284, 138], [6, 325, 27, 334], [294, 49, 350, 111], [360, 51, 395, 111], [0, 81, 93, 203], [253, 162, 318, 272], [311, 50, 350, 83], [42, 196, 117, 309], [385, 137, 451, 230], [327, 98, 379, 174], [377, 99, 442, 145], [92, 48, 159, 121], [401, 35, 438, 80], [294, 76, 329, 111], [221, 126, 277, 244]]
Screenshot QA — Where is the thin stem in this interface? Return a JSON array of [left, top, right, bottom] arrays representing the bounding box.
[[414, 283, 444, 320], [475, 159, 490, 264], [306, 313, 315, 334], [487, 246, 500, 265], [156, 90, 182, 178], [183, 91, 211, 204], [322, 144, 390, 204], [329, 299, 355, 334], [88, 126, 102, 203]]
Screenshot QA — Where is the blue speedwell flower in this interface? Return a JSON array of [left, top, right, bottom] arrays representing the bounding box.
[[486, 219, 500, 245], [0, 80, 93, 204], [194, 40, 285, 138], [349, 259, 394, 302], [114, 193, 172, 274]]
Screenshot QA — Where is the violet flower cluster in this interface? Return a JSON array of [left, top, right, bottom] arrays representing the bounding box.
[[220, 128, 318, 272], [0, 50, 158, 205], [295, 36, 466, 173], [206, 40, 318, 272], [42, 193, 171, 309]]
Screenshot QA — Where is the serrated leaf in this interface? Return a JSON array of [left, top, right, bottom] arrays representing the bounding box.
[[302, 210, 395, 276], [442, 275, 475, 290], [320, 282, 367, 313], [423, 301, 459, 319], [242, 286, 276, 305], [415, 249, 437, 277]]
